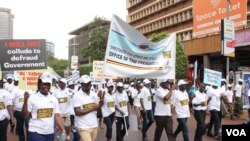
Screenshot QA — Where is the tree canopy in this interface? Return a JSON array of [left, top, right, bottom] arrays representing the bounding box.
[[151, 32, 188, 79]]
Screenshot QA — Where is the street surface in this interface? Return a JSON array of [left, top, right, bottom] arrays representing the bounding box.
[[7, 110, 245, 141]]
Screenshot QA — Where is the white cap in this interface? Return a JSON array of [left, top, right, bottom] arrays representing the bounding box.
[[80, 75, 92, 83], [107, 79, 114, 87], [238, 79, 243, 82], [67, 80, 75, 86], [221, 79, 227, 82], [143, 79, 151, 84], [59, 78, 67, 84], [6, 74, 13, 79], [130, 82, 135, 86], [124, 84, 129, 89], [40, 72, 52, 84], [117, 82, 124, 87], [14, 77, 19, 81], [177, 79, 187, 87], [159, 79, 168, 83]]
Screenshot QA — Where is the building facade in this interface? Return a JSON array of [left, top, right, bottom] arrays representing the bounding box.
[[126, 0, 250, 79], [0, 7, 14, 39], [46, 41, 55, 57], [68, 19, 110, 65]]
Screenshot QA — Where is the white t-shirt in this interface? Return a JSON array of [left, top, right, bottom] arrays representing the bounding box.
[[226, 89, 234, 103], [234, 84, 242, 97], [101, 92, 115, 117], [0, 89, 12, 121], [154, 87, 172, 116], [172, 90, 190, 118], [53, 88, 72, 115], [140, 86, 152, 110], [114, 91, 129, 117], [28, 92, 60, 134], [13, 89, 25, 111], [131, 88, 141, 107], [207, 87, 221, 111], [72, 90, 99, 129], [192, 90, 208, 111]]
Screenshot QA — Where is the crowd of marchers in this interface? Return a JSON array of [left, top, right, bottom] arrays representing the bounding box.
[[0, 72, 250, 141]]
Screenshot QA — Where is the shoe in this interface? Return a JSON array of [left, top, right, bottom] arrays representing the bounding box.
[[207, 133, 214, 137], [142, 137, 148, 141], [214, 135, 220, 140]]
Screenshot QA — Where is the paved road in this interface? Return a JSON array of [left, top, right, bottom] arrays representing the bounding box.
[[7, 111, 245, 141]]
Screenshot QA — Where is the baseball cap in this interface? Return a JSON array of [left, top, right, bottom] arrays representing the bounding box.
[[107, 79, 114, 87], [130, 82, 135, 86], [117, 82, 124, 87], [221, 79, 227, 82], [6, 74, 13, 79], [177, 79, 187, 86], [40, 72, 52, 84], [238, 79, 243, 82], [143, 79, 151, 84], [159, 79, 168, 83], [59, 78, 67, 84], [67, 80, 75, 86], [80, 75, 92, 83], [124, 84, 129, 89]]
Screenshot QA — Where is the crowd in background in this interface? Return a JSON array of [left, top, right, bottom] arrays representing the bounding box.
[[1, 72, 250, 141]]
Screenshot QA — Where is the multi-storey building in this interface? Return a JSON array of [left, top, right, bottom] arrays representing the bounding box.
[[46, 41, 55, 57], [0, 7, 14, 39], [126, 0, 250, 78], [68, 19, 110, 65]]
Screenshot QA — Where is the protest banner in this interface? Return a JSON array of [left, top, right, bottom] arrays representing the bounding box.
[[203, 68, 222, 87], [0, 39, 47, 71], [18, 67, 54, 90], [103, 15, 176, 79]]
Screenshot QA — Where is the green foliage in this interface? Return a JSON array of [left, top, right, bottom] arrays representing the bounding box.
[[78, 65, 93, 75], [82, 16, 109, 61], [47, 55, 70, 77], [176, 38, 188, 79], [151, 32, 188, 79]]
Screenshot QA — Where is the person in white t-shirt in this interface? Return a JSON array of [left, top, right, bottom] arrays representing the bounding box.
[[53, 78, 72, 141], [154, 79, 176, 141], [101, 80, 116, 141], [173, 79, 190, 141], [114, 82, 130, 141], [21, 72, 64, 141], [131, 82, 142, 130], [206, 85, 222, 139], [226, 84, 235, 120], [140, 79, 154, 141], [192, 83, 207, 141], [72, 75, 103, 141], [0, 79, 14, 141], [234, 79, 243, 117]]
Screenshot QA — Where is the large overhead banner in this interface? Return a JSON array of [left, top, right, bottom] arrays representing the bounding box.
[[103, 15, 176, 79], [193, 0, 247, 37], [0, 39, 47, 71]]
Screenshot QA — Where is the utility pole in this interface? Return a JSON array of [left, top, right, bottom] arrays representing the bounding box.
[[226, 0, 231, 81]]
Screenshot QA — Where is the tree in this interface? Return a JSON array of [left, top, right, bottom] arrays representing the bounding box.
[[151, 32, 188, 79], [47, 55, 70, 77], [82, 16, 109, 62]]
